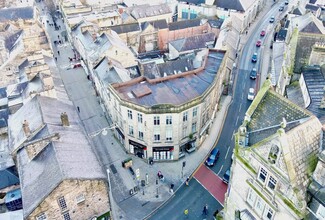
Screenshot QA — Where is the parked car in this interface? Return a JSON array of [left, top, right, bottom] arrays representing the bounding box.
[[269, 16, 275, 23], [256, 40, 262, 47], [248, 88, 255, 100], [222, 169, 230, 184], [250, 68, 257, 79], [205, 148, 220, 167], [260, 30, 266, 37], [251, 53, 257, 63], [279, 5, 284, 11]]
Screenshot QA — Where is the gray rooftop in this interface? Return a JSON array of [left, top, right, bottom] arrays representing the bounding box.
[[302, 66, 325, 123], [141, 19, 168, 30], [128, 4, 171, 20], [9, 96, 106, 217], [0, 7, 33, 21], [306, 3, 320, 11], [247, 90, 311, 145], [5, 30, 23, 52], [110, 23, 140, 34], [207, 19, 224, 29], [213, 0, 245, 11], [169, 33, 215, 52], [115, 50, 225, 107], [168, 19, 202, 31]]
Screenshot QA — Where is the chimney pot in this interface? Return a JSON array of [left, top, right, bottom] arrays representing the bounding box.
[[22, 120, 31, 137], [61, 112, 70, 126]]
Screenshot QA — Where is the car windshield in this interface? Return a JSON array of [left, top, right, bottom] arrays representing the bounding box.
[[209, 155, 216, 160]]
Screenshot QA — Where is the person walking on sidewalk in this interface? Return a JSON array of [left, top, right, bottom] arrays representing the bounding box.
[[185, 177, 189, 186], [202, 204, 208, 215], [184, 209, 189, 219]]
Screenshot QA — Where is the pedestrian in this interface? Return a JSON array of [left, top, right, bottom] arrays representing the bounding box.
[[57, 50, 60, 55], [246, 30, 248, 35], [202, 204, 208, 215], [58, 35, 60, 39], [184, 209, 189, 218], [213, 210, 219, 220], [185, 177, 189, 186], [77, 106, 80, 112], [170, 183, 174, 193], [55, 57, 57, 62]]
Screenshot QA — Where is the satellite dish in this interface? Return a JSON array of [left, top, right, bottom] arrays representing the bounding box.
[[102, 129, 108, 136]]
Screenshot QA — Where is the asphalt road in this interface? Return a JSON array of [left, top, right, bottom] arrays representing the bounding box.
[[149, 2, 285, 220]]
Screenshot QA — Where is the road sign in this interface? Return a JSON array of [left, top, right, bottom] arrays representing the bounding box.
[[136, 168, 140, 180]]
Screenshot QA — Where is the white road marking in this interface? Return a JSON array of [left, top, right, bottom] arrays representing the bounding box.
[[231, 131, 235, 140], [217, 165, 223, 175], [241, 93, 244, 99], [235, 117, 239, 126], [239, 103, 242, 112], [225, 146, 230, 159]]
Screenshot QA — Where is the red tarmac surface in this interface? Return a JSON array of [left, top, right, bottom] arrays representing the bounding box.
[[194, 165, 228, 205]]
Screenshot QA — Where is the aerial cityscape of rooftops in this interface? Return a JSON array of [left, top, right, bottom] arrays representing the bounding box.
[[0, 0, 325, 219]]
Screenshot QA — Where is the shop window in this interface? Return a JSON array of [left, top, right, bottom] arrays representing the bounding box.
[[127, 110, 133, 120], [183, 112, 188, 122], [193, 107, 198, 117], [58, 196, 67, 211], [154, 116, 160, 125], [129, 125, 134, 136], [267, 176, 277, 190], [258, 167, 267, 183], [166, 115, 172, 125], [137, 113, 143, 123]]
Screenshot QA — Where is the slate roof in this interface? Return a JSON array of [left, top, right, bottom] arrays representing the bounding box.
[[213, 0, 247, 11], [5, 30, 23, 52], [292, 7, 303, 15], [169, 32, 215, 52], [128, 4, 171, 20], [143, 58, 195, 79], [207, 19, 224, 29], [115, 50, 225, 107], [276, 29, 287, 41], [309, 0, 317, 3], [141, 19, 168, 30], [94, 57, 123, 84], [291, 12, 325, 34], [9, 96, 106, 217], [0, 7, 34, 21], [302, 66, 325, 123], [110, 23, 140, 34], [178, 0, 205, 4], [247, 89, 311, 145], [306, 3, 320, 11], [0, 167, 19, 190], [168, 19, 201, 31]]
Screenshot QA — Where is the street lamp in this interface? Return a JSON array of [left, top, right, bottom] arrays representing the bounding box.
[[88, 123, 117, 138]]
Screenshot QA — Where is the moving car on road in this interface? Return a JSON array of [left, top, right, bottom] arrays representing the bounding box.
[[279, 5, 284, 11], [205, 148, 220, 167], [248, 88, 255, 100], [260, 30, 266, 37], [269, 16, 275, 23], [250, 68, 257, 79], [251, 53, 257, 63], [256, 40, 262, 47]]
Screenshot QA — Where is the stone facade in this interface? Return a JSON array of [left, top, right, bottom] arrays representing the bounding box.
[[28, 179, 109, 220]]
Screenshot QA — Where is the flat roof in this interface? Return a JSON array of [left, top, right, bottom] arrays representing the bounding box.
[[115, 50, 225, 107]]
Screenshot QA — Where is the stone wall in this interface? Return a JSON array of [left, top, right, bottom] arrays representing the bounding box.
[[28, 179, 110, 220]]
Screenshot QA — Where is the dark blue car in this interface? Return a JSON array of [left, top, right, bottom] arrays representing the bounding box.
[[205, 148, 220, 167]]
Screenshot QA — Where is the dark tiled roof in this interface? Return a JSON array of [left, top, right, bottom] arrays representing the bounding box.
[[292, 7, 303, 15], [0, 167, 19, 190], [301, 21, 323, 34], [309, 0, 317, 3], [5, 30, 23, 52], [248, 91, 310, 133], [169, 19, 201, 31], [0, 87, 7, 99], [302, 66, 325, 123], [169, 32, 215, 52], [143, 58, 195, 79], [110, 23, 140, 34], [141, 19, 168, 30], [276, 29, 287, 41], [214, 0, 245, 12], [285, 20, 290, 28], [178, 0, 205, 4], [208, 19, 224, 29], [0, 7, 33, 21], [306, 4, 320, 11]]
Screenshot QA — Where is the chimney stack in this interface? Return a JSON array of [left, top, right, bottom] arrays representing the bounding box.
[[60, 112, 70, 126], [22, 120, 31, 137]]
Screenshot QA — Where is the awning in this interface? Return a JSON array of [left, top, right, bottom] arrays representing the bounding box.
[[115, 127, 125, 139], [153, 146, 174, 151], [129, 140, 146, 149]]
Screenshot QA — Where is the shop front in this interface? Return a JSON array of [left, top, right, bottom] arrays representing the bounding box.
[[115, 127, 125, 145], [180, 139, 197, 154], [153, 146, 174, 161], [129, 140, 147, 159]]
